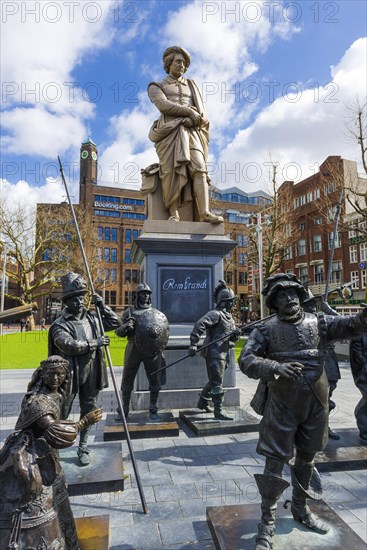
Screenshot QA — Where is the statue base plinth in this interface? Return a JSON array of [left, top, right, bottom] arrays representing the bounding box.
[[75, 515, 110, 549], [315, 428, 367, 471], [206, 500, 366, 549], [103, 411, 179, 440], [179, 407, 259, 436], [60, 443, 125, 496]]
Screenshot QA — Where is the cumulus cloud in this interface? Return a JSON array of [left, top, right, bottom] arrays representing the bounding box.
[[1, 0, 116, 158], [217, 37, 367, 192]]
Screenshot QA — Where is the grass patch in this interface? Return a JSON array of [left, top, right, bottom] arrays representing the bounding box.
[[0, 331, 127, 370], [1, 331, 246, 370]]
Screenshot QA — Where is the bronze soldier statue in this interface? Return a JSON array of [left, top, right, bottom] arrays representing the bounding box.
[[48, 272, 120, 465], [302, 290, 341, 439], [116, 283, 169, 421], [189, 280, 241, 420], [0, 356, 102, 549], [239, 273, 367, 550]]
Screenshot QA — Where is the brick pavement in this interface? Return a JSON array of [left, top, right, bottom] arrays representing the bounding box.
[[0, 360, 366, 549]]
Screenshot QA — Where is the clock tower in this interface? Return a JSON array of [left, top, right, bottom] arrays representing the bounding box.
[[79, 137, 98, 206]]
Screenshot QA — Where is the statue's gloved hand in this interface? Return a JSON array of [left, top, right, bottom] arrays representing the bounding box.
[[92, 293, 104, 308], [189, 109, 202, 125], [233, 328, 242, 339], [124, 317, 136, 334], [189, 345, 197, 356], [85, 408, 103, 425], [277, 362, 304, 381], [90, 336, 110, 349]]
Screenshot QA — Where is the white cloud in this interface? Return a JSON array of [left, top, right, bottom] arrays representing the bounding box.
[[217, 37, 367, 192], [1, 0, 116, 157]]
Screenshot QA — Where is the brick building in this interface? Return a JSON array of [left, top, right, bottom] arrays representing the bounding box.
[[279, 156, 367, 313]]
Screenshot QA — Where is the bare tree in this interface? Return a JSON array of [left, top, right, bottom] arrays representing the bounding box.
[[0, 199, 103, 328]]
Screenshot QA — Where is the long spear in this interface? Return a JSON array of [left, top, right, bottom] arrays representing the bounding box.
[[58, 156, 148, 514], [151, 313, 276, 376]]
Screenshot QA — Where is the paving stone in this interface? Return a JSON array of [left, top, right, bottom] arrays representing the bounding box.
[[158, 517, 212, 546], [154, 482, 200, 502]]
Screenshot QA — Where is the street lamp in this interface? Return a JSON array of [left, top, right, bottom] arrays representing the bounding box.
[[0, 240, 7, 337]]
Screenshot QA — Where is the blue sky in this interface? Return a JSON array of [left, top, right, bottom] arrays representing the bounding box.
[[1, 0, 366, 207]]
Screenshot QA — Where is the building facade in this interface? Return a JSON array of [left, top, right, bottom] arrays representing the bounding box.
[[279, 156, 367, 313]]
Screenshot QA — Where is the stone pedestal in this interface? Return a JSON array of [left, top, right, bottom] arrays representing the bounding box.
[[131, 221, 239, 411]]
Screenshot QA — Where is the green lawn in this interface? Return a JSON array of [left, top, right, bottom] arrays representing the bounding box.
[[0, 331, 245, 370]]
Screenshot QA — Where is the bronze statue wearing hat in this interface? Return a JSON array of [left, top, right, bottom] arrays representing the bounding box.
[[147, 46, 223, 223], [239, 273, 367, 550], [115, 283, 169, 421], [189, 281, 241, 420], [48, 272, 120, 465]]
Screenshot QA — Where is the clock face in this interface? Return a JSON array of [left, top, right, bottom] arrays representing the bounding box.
[[81, 150, 89, 159], [92, 151, 97, 161]]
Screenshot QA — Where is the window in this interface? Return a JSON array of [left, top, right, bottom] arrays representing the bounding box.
[[299, 266, 308, 285], [123, 197, 145, 206], [327, 205, 337, 222], [111, 248, 117, 262], [104, 248, 110, 261], [314, 188, 320, 199], [97, 247, 102, 260], [132, 269, 138, 283], [313, 235, 322, 252], [284, 246, 292, 260], [314, 217, 322, 225], [238, 252, 243, 265], [111, 228, 117, 242], [300, 195, 306, 206], [104, 268, 110, 282], [298, 239, 306, 255], [328, 232, 341, 249], [330, 261, 342, 284], [350, 245, 358, 263], [104, 227, 110, 241], [125, 248, 131, 263], [243, 236, 248, 247], [132, 229, 139, 240], [111, 268, 117, 283], [360, 242, 367, 262], [98, 227, 103, 240], [239, 272, 247, 285], [299, 223, 306, 231], [226, 272, 233, 285], [362, 269, 367, 289], [125, 269, 131, 282], [237, 234, 243, 247], [351, 271, 359, 289], [349, 226, 357, 239], [307, 192, 313, 202], [125, 229, 131, 243], [294, 198, 299, 209], [123, 212, 146, 220], [325, 181, 336, 194], [314, 263, 324, 284]]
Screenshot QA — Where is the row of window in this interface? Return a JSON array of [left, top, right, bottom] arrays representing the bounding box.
[[97, 247, 118, 262], [236, 235, 249, 247], [225, 271, 248, 285], [96, 268, 117, 283], [285, 233, 342, 259], [94, 209, 146, 220], [94, 195, 145, 206], [293, 188, 320, 209], [98, 227, 118, 242], [298, 261, 343, 286], [350, 243, 367, 263]]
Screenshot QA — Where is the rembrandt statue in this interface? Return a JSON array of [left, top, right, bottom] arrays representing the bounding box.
[[147, 46, 223, 224]]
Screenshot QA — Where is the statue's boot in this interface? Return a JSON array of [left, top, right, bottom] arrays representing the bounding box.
[[290, 460, 330, 533], [78, 426, 92, 466], [193, 176, 223, 224], [149, 390, 160, 421], [212, 389, 233, 420], [197, 394, 213, 413], [116, 389, 131, 420], [254, 474, 290, 550]]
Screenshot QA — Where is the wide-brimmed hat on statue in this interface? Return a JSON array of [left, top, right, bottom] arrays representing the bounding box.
[[262, 273, 308, 310], [60, 272, 88, 300]]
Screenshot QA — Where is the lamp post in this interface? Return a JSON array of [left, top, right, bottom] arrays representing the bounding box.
[[256, 213, 265, 318], [0, 241, 7, 337]]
